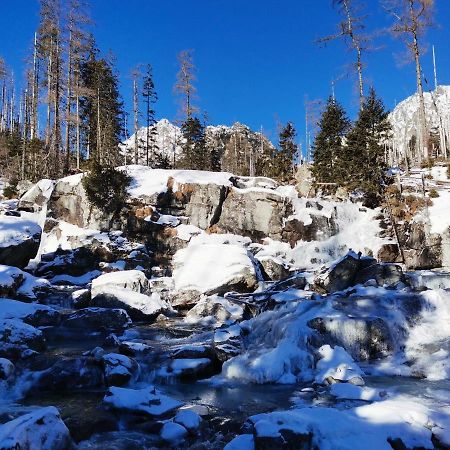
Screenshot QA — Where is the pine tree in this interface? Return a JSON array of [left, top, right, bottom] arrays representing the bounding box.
[[179, 117, 208, 170], [80, 42, 124, 167], [271, 121, 298, 182], [341, 87, 391, 202], [312, 97, 351, 184], [142, 63, 158, 166]]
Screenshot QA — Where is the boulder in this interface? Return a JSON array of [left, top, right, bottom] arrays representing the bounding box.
[[217, 188, 291, 241], [91, 270, 151, 297], [0, 298, 60, 327], [295, 164, 314, 197], [61, 307, 131, 331], [103, 385, 183, 417], [377, 243, 402, 263], [257, 256, 291, 281], [353, 263, 404, 288], [313, 252, 375, 294], [172, 243, 257, 307], [17, 178, 55, 212], [102, 353, 140, 386], [38, 357, 105, 390], [164, 357, 217, 380], [0, 216, 41, 268], [0, 319, 46, 355], [173, 410, 202, 432], [160, 421, 188, 444], [91, 288, 170, 322], [185, 295, 245, 326], [0, 407, 72, 450]]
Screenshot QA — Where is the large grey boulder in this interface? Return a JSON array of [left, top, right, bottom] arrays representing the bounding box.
[[217, 188, 290, 241], [0, 216, 41, 268], [0, 407, 72, 450]]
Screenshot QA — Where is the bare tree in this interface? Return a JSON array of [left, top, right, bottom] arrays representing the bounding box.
[[131, 66, 141, 164], [384, 0, 435, 163], [174, 49, 198, 120], [318, 0, 369, 110]]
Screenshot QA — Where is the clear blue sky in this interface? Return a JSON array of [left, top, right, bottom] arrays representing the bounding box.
[[1, 0, 450, 146]]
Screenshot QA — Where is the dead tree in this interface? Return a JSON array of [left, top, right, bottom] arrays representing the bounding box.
[[174, 49, 199, 120]]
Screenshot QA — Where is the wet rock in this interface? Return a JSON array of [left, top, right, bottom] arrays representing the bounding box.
[[308, 317, 393, 361], [313, 252, 376, 294], [118, 341, 152, 357], [165, 358, 217, 380], [185, 295, 245, 326], [0, 216, 41, 268], [61, 307, 131, 331], [102, 353, 140, 386], [0, 358, 14, 380], [258, 257, 291, 281], [353, 263, 404, 288], [213, 325, 243, 362], [0, 406, 72, 450], [38, 357, 104, 390], [104, 333, 121, 348], [72, 288, 90, 309], [0, 319, 46, 356], [170, 344, 217, 361]]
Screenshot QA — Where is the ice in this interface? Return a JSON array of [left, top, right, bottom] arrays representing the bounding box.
[[330, 383, 386, 401], [315, 345, 364, 384]]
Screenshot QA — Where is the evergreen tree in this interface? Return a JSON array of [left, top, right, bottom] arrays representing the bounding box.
[[142, 63, 158, 166], [179, 117, 208, 170], [271, 121, 298, 182], [312, 96, 351, 184], [80, 42, 124, 167], [341, 87, 391, 202]]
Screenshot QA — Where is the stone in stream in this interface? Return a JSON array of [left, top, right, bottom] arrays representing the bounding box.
[[0, 406, 73, 450], [61, 307, 132, 331], [38, 357, 105, 391], [102, 353, 140, 386], [173, 410, 202, 432], [163, 358, 217, 380], [0, 298, 60, 327], [103, 385, 183, 418], [160, 421, 188, 444]]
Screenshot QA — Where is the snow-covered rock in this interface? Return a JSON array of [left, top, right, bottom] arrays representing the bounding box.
[[314, 345, 365, 385], [160, 421, 188, 443], [0, 265, 50, 299], [0, 406, 72, 450], [0, 215, 41, 268], [91, 270, 151, 296], [173, 410, 201, 431], [224, 434, 255, 450], [0, 298, 59, 327], [172, 240, 257, 306], [103, 385, 183, 417], [0, 358, 14, 380], [185, 295, 245, 326], [102, 353, 140, 386]]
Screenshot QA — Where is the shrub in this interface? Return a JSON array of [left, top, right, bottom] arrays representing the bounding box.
[[82, 161, 132, 214], [3, 179, 18, 199], [429, 189, 440, 198]]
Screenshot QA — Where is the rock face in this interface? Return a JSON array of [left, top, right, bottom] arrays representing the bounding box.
[[217, 188, 291, 241], [0, 216, 41, 268], [0, 407, 72, 450]]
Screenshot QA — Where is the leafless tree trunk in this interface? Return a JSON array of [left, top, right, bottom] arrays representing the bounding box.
[[174, 49, 198, 120]]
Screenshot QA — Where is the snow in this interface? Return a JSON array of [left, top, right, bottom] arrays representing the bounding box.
[[0, 265, 50, 299], [315, 345, 365, 384], [428, 189, 450, 234], [249, 394, 448, 450], [0, 406, 70, 450], [173, 410, 201, 430], [173, 242, 255, 293], [175, 224, 202, 241], [160, 421, 187, 443], [103, 386, 183, 417], [224, 434, 255, 450], [0, 298, 57, 322], [91, 270, 149, 294], [405, 288, 450, 380], [122, 165, 233, 200], [0, 215, 41, 248]]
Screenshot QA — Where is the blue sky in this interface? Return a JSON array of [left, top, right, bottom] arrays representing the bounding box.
[[1, 0, 450, 146]]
